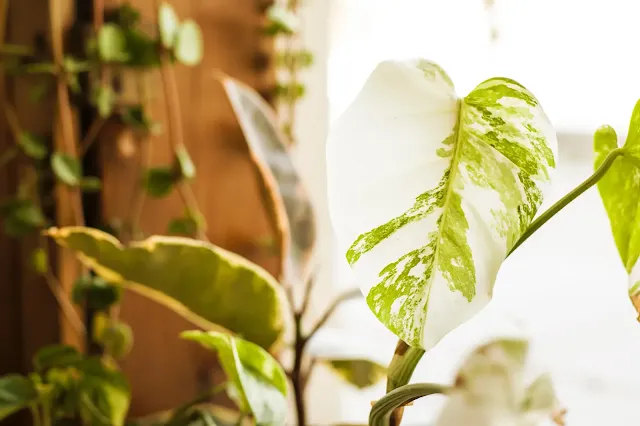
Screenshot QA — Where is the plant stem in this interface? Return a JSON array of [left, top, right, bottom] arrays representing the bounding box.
[[29, 404, 42, 426], [384, 340, 425, 426], [508, 147, 624, 256], [291, 312, 307, 426], [369, 383, 447, 426], [158, 53, 208, 241], [304, 288, 361, 339]]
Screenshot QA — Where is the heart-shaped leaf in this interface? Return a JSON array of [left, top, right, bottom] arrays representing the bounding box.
[[221, 76, 317, 286], [594, 101, 640, 319], [51, 152, 82, 186], [46, 227, 291, 350], [0, 375, 39, 420], [143, 167, 176, 198], [174, 20, 203, 66], [327, 59, 557, 350], [182, 331, 287, 426], [33, 345, 82, 372], [76, 358, 130, 426], [0, 198, 46, 237]]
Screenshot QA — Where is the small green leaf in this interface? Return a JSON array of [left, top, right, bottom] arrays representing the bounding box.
[[182, 331, 287, 426], [158, 2, 180, 49], [122, 29, 161, 68], [174, 21, 203, 66], [143, 167, 177, 198], [51, 152, 82, 186], [17, 132, 47, 160], [72, 275, 121, 312], [325, 359, 386, 389], [0, 198, 46, 237], [92, 85, 117, 118], [0, 375, 39, 420], [98, 24, 130, 62], [30, 248, 48, 275], [47, 227, 291, 350], [93, 314, 133, 360], [33, 345, 82, 372], [277, 50, 314, 69], [120, 105, 160, 134], [167, 215, 200, 236], [81, 177, 102, 192], [77, 358, 131, 426], [174, 145, 196, 180], [264, 5, 298, 36], [274, 83, 305, 100], [116, 3, 141, 27]]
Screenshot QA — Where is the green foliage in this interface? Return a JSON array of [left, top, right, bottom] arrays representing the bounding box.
[[72, 275, 122, 312], [51, 152, 82, 186], [168, 210, 204, 236], [98, 24, 130, 63], [275, 83, 305, 100], [144, 167, 177, 197], [158, 2, 180, 49], [93, 313, 133, 360], [0, 198, 46, 237], [17, 132, 47, 160], [47, 226, 292, 350], [92, 85, 117, 118], [264, 5, 298, 36], [121, 104, 161, 135], [0, 375, 39, 420], [182, 331, 288, 426], [30, 247, 48, 274], [173, 144, 196, 180]]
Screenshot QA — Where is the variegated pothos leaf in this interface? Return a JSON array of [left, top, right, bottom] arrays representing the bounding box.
[[594, 101, 640, 319], [327, 59, 557, 349]]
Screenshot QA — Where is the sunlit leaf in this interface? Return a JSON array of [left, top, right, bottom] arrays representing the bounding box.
[[326, 59, 557, 349], [158, 2, 180, 49], [98, 24, 130, 63], [30, 247, 48, 274], [47, 227, 291, 350], [51, 152, 82, 186], [174, 20, 203, 66], [18, 132, 47, 160], [221, 75, 317, 286], [93, 313, 133, 360], [594, 101, 640, 320], [92, 85, 117, 118], [182, 331, 287, 426], [0, 375, 39, 420]]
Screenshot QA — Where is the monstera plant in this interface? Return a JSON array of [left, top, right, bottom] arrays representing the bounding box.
[[324, 57, 640, 425]]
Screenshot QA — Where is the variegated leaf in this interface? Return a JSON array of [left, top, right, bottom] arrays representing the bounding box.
[[594, 101, 640, 319], [221, 76, 317, 286], [327, 59, 557, 349]]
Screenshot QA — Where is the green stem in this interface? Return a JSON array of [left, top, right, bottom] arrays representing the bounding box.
[[29, 404, 42, 426], [383, 340, 425, 426], [369, 383, 447, 426], [508, 147, 625, 256]]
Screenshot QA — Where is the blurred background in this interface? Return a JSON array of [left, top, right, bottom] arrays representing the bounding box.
[[2, 0, 640, 425]]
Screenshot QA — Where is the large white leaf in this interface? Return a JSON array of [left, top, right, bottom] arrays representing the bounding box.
[[327, 59, 557, 350]]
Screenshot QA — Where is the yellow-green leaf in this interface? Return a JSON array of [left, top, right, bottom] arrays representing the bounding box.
[[46, 226, 291, 350], [51, 152, 82, 186], [174, 20, 203, 66], [97, 24, 130, 63], [182, 331, 287, 426]]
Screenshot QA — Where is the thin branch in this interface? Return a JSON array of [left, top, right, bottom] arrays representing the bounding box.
[[298, 268, 318, 316], [304, 288, 361, 340], [158, 49, 208, 242], [79, 116, 106, 156], [44, 269, 86, 338]]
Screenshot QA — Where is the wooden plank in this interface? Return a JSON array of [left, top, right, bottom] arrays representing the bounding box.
[[99, 0, 279, 416]]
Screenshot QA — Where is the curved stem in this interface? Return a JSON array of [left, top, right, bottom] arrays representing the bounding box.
[[304, 288, 361, 339], [508, 147, 624, 256], [369, 383, 447, 426], [384, 340, 425, 425]]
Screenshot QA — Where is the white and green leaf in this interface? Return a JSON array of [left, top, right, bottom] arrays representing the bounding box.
[[327, 59, 557, 350], [182, 331, 287, 426]]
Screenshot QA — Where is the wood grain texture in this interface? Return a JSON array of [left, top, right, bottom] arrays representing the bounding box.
[[100, 0, 280, 416]]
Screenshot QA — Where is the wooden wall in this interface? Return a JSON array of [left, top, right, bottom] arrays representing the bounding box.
[[0, 0, 280, 420]]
